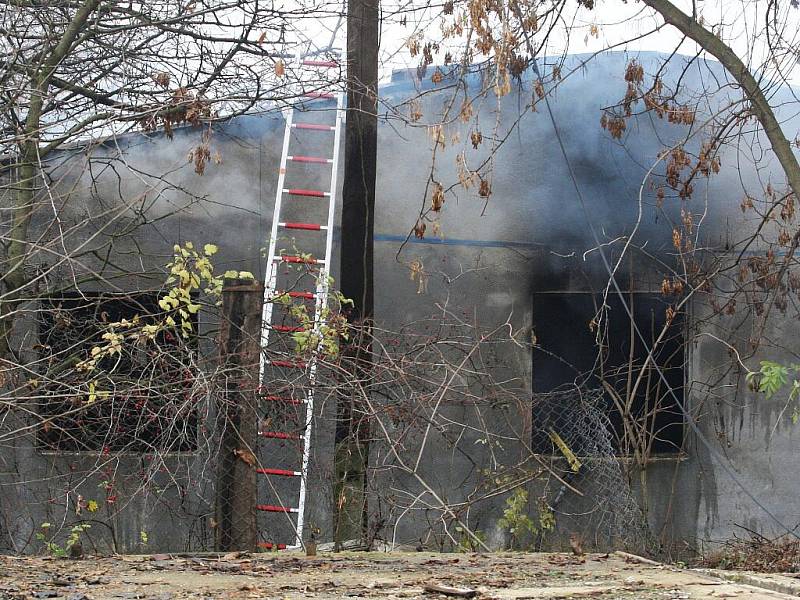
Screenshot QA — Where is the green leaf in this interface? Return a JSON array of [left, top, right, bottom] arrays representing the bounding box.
[[204, 243, 219, 256], [757, 361, 789, 399]]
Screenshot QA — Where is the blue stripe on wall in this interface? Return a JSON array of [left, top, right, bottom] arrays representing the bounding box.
[[373, 233, 540, 250]]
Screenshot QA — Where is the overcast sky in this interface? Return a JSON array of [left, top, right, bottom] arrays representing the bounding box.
[[366, 0, 800, 86]]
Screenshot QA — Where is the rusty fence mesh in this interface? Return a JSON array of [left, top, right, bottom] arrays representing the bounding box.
[[532, 387, 658, 554]]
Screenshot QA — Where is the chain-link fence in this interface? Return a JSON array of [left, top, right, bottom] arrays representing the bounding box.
[[532, 387, 657, 554]]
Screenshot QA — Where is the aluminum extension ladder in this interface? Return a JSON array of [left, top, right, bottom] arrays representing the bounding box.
[[256, 52, 345, 550]]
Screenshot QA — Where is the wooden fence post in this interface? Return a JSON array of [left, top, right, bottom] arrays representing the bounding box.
[[216, 278, 263, 551]]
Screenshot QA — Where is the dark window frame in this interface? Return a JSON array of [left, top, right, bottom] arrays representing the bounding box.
[[531, 290, 686, 457], [37, 291, 200, 454]]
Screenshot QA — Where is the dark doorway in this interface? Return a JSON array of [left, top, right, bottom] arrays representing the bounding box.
[[532, 292, 685, 455]]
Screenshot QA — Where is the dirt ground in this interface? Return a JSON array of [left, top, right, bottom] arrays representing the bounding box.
[[0, 551, 797, 600]]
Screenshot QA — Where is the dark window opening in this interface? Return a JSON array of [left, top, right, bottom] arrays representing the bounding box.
[[531, 292, 685, 455], [37, 292, 199, 453]]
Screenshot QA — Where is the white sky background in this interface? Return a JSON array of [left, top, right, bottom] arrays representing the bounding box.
[[25, 0, 799, 145], [364, 0, 800, 86], [201, 0, 800, 91]]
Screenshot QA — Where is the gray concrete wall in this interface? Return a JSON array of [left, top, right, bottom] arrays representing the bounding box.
[[2, 50, 799, 555]]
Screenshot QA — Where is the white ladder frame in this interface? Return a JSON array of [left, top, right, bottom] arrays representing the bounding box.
[[295, 90, 344, 548], [259, 57, 345, 549]]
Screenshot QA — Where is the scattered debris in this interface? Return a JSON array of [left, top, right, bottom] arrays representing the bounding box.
[[615, 551, 663, 567], [569, 533, 585, 557], [423, 583, 478, 598], [151, 553, 171, 561], [699, 532, 800, 573], [0, 551, 792, 599], [68, 541, 83, 560]]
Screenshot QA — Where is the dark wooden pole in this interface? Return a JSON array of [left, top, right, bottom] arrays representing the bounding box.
[[216, 278, 263, 551], [339, 0, 378, 317], [334, 0, 379, 547]]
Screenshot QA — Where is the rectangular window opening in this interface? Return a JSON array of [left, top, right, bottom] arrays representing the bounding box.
[[37, 291, 199, 453], [531, 291, 685, 456]]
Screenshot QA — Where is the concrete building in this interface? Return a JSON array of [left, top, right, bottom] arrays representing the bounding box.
[[1, 50, 797, 556]]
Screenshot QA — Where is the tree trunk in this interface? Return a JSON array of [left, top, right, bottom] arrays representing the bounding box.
[[334, 0, 379, 548], [640, 0, 800, 199], [640, 0, 800, 338], [0, 0, 102, 361]]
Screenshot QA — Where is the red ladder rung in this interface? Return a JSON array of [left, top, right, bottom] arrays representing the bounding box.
[[288, 291, 316, 299], [260, 431, 301, 440], [280, 222, 323, 231], [279, 255, 320, 264], [258, 542, 288, 550], [302, 60, 339, 67], [256, 505, 299, 513], [293, 123, 335, 131], [261, 395, 305, 405], [269, 359, 307, 369], [271, 324, 306, 332], [288, 156, 331, 164], [257, 468, 301, 477], [285, 188, 327, 197], [303, 92, 335, 99]]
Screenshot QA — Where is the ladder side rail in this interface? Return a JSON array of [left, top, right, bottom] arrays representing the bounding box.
[[259, 106, 296, 382], [293, 90, 345, 549], [321, 90, 345, 298]]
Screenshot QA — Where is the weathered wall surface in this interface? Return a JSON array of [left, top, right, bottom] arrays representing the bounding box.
[[0, 116, 284, 553], [2, 50, 799, 555]]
